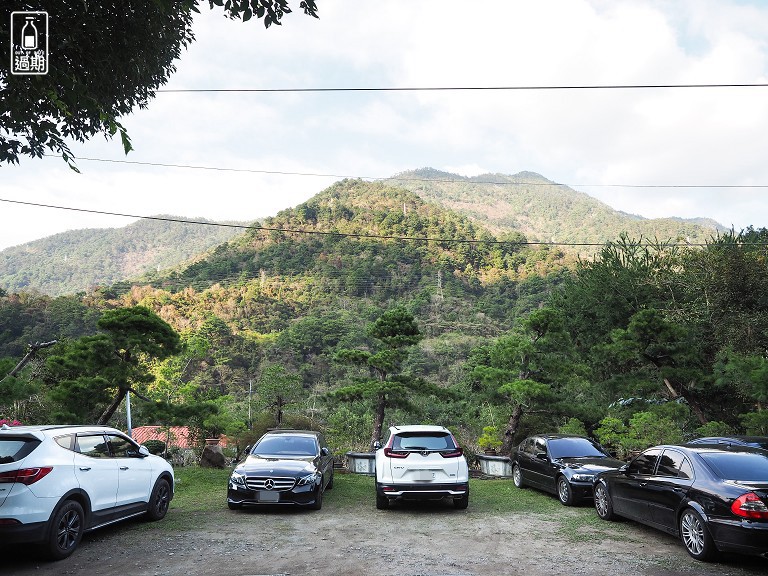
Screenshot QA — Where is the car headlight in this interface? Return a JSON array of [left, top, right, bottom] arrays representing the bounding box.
[[571, 473, 595, 483], [297, 472, 320, 486], [230, 470, 246, 486]]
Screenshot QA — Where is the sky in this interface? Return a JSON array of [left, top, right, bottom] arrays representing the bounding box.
[[3, 0, 768, 251]]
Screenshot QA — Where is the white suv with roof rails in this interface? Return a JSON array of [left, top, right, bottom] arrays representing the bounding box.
[[374, 424, 469, 509], [0, 424, 174, 560]]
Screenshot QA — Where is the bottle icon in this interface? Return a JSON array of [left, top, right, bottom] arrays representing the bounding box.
[[22, 17, 38, 50]]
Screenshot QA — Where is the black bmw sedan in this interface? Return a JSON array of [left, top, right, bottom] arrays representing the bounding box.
[[510, 434, 625, 505], [593, 444, 768, 561], [227, 429, 334, 510]]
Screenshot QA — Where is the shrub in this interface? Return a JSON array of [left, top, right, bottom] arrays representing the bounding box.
[[142, 439, 166, 455]]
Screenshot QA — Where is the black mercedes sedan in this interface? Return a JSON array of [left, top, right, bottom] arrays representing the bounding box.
[[227, 429, 334, 510], [593, 444, 768, 561], [510, 434, 625, 505]]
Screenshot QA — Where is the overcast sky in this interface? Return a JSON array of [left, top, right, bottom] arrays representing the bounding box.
[[3, 0, 768, 251]]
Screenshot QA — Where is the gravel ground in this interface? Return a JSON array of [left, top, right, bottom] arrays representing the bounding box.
[[4, 488, 768, 576]]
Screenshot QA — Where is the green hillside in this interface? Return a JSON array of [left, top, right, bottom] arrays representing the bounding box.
[[387, 168, 725, 249], [142, 179, 567, 335], [2, 176, 766, 458], [0, 216, 248, 296]]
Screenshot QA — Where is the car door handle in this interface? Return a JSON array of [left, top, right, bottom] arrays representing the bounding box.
[[119, 466, 129, 470], [79, 466, 91, 471], [639, 482, 647, 487]]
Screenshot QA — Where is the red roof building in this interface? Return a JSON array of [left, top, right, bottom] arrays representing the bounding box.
[[130, 425, 229, 449]]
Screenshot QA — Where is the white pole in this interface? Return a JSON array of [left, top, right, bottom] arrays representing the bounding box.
[[248, 379, 252, 430], [126, 391, 133, 438]]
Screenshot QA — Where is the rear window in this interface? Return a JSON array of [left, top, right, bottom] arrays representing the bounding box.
[[0, 437, 41, 464], [700, 452, 768, 481], [391, 432, 456, 451]]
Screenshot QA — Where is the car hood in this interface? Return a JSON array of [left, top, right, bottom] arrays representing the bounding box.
[[236, 455, 317, 475], [558, 456, 625, 472]]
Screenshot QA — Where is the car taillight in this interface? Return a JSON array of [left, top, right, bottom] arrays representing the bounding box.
[[440, 447, 464, 458], [384, 448, 409, 459], [0, 467, 53, 485], [731, 492, 768, 520]]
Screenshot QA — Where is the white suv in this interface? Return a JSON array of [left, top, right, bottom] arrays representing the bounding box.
[[374, 425, 469, 509], [0, 424, 174, 560]]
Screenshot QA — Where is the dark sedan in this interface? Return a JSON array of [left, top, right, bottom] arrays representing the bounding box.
[[593, 444, 768, 561], [510, 434, 625, 505], [687, 435, 768, 452], [227, 429, 334, 510]]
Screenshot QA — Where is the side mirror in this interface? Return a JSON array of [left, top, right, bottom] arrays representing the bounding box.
[[373, 441, 382, 451], [619, 464, 629, 474], [321, 447, 330, 456], [137, 445, 150, 457]]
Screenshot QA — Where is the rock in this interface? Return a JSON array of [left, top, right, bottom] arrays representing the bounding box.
[[200, 444, 226, 468]]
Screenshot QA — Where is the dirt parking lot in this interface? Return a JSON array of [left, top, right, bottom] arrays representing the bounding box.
[[4, 475, 768, 576]]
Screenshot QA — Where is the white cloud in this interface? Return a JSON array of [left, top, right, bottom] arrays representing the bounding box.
[[2, 0, 768, 251]]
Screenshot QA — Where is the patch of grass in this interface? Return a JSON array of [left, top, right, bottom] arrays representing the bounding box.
[[171, 466, 230, 511], [324, 471, 375, 509], [140, 467, 631, 541]]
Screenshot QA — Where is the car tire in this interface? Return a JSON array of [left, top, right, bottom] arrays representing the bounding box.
[[557, 476, 575, 506], [43, 500, 84, 561], [310, 486, 323, 510], [376, 491, 389, 510], [512, 464, 525, 488], [680, 508, 716, 561], [145, 478, 172, 521], [453, 489, 469, 510], [594, 482, 615, 520]]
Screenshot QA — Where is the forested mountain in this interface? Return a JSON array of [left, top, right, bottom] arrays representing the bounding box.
[[141, 179, 566, 335], [0, 216, 247, 296], [1, 175, 766, 458], [0, 169, 727, 298], [388, 168, 726, 249]]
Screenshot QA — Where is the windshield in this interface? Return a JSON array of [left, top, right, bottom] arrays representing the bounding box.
[[251, 435, 317, 457], [700, 452, 768, 482], [548, 437, 607, 459]]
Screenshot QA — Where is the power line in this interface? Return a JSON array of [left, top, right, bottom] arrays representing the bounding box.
[[156, 82, 768, 94], [0, 196, 720, 248], [40, 155, 768, 189]]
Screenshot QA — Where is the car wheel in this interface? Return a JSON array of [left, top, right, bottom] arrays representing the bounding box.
[[594, 482, 615, 520], [453, 489, 469, 510], [145, 478, 171, 521], [43, 500, 84, 561], [376, 491, 389, 510], [557, 476, 575, 506], [512, 464, 525, 488], [310, 486, 323, 510], [680, 508, 716, 561]]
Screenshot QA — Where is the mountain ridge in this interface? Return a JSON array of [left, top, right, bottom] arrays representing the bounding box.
[[0, 169, 729, 296]]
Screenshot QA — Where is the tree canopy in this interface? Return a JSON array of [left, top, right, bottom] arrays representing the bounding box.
[[0, 0, 318, 167]]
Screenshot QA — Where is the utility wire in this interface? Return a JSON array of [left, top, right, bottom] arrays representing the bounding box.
[[40, 155, 768, 189], [156, 82, 768, 93], [0, 196, 727, 248]]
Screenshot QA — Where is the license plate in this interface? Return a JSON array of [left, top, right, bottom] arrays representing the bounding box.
[[416, 470, 435, 481], [258, 490, 280, 503]]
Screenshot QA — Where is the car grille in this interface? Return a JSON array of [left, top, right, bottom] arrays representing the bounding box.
[[245, 476, 296, 491]]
